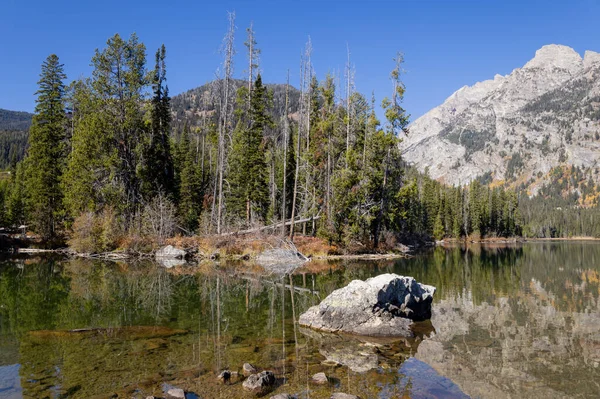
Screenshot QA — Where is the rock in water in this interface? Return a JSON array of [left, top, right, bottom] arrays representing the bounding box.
[[165, 388, 185, 399], [331, 394, 360, 399], [242, 362, 258, 376], [311, 372, 328, 384], [242, 370, 276, 394], [299, 274, 435, 337], [218, 370, 231, 384], [155, 245, 186, 259]]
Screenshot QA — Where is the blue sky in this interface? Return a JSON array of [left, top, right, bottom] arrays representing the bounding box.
[[2, 0, 600, 120]]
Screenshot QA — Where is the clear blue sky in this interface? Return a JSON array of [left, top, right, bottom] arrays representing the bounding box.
[[2, 0, 600, 120]]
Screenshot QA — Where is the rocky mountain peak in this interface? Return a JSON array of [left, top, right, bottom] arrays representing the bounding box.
[[583, 50, 600, 68], [522, 44, 582, 72], [402, 44, 600, 190]]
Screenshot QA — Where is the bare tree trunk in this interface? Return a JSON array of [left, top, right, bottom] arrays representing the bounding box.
[[290, 44, 309, 240], [281, 70, 289, 235], [247, 22, 254, 95], [245, 22, 260, 104], [327, 131, 332, 220], [345, 44, 354, 166], [289, 131, 300, 240], [270, 157, 275, 223], [217, 11, 236, 235], [374, 148, 390, 248]]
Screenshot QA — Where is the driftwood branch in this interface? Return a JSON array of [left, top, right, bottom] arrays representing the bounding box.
[[223, 215, 320, 236]]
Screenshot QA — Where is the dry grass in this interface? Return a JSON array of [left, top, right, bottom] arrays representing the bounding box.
[[293, 236, 340, 256]]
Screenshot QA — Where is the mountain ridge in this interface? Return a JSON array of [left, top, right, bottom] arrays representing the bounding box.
[[402, 44, 600, 192]]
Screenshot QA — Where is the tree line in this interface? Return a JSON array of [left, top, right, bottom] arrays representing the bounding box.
[[0, 16, 524, 250]]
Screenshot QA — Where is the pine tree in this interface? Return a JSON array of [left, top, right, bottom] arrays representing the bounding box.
[[7, 162, 26, 227], [177, 127, 202, 232], [63, 33, 148, 223], [140, 44, 174, 199], [227, 74, 272, 225], [372, 53, 409, 247], [23, 54, 67, 239]]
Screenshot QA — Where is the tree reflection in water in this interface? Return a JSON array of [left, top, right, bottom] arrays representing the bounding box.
[[0, 243, 599, 397]]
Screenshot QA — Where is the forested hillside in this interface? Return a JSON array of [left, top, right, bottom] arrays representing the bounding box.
[[0, 109, 33, 131], [171, 79, 301, 135], [0, 109, 32, 169]]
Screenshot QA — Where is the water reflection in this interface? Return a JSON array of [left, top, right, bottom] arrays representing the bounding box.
[[0, 243, 599, 398]]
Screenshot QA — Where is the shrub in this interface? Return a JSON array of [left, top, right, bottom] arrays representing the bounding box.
[[141, 194, 177, 245], [68, 208, 122, 253]]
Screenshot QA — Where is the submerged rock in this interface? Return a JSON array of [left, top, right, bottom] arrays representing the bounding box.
[[311, 372, 328, 384], [156, 245, 187, 259], [270, 395, 295, 399], [242, 370, 276, 393], [299, 274, 435, 337], [331, 393, 360, 399], [165, 388, 185, 399]]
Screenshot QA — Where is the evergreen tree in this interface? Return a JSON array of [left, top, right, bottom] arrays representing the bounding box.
[[63, 33, 148, 223], [23, 54, 67, 239], [227, 74, 272, 224], [177, 127, 202, 232], [7, 162, 26, 227], [140, 44, 174, 198]]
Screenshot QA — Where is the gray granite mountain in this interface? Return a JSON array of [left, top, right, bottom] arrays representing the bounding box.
[[402, 45, 600, 190]]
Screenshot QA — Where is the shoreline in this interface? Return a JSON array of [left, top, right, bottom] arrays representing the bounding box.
[[7, 234, 600, 262]]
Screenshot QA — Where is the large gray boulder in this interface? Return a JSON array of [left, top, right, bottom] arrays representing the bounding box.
[[299, 274, 435, 337]]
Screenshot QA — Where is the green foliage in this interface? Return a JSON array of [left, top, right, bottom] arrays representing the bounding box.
[[0, 131, 28, 169], [227, 74, 272, 225], [176, 126, 203, 232], [6, 162, 26, 227], [63, 33, 149, 223], [139, 44, 175, 198], [22, 54, 67, 239]]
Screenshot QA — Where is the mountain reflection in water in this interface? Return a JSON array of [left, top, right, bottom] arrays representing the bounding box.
[[0, 242, 599, 398]]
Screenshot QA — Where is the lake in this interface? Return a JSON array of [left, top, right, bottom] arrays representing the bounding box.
[[1, 242, 599, 398]]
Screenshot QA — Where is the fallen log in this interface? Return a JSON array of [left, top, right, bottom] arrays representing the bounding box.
[[223, 215, 320, 236]]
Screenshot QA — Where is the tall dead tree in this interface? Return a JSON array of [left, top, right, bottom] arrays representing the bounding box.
[[281, 70, 290, 235], [290, 38, 313, 239], [245, 22, 260, 103], [216, 11, 236, 234], [345, 44, 355, 163]]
